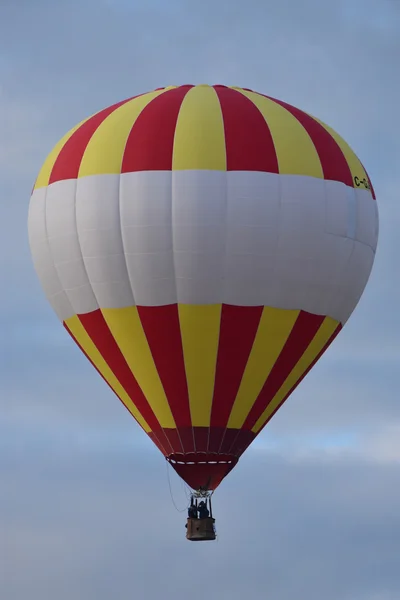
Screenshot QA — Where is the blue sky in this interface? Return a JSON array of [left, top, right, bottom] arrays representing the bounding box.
[[1, 1, 400, 598]]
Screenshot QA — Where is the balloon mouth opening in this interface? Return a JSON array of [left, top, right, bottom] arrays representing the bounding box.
[[166, 453, 238, 491]]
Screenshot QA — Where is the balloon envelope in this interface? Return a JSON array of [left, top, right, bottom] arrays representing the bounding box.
[[28, 85, 378, 490]]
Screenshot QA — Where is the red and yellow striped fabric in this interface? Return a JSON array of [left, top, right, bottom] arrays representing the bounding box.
[[28, 85, 378, 490]]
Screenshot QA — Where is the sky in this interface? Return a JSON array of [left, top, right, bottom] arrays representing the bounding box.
[[1, 0, 399, 598]]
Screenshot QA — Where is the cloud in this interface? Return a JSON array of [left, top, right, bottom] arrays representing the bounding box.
[[2, 439, 400, 600], [1, 0, 400, 598]]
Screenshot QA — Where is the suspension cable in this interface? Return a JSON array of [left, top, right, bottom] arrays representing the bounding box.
[[165, 459, 190, 513]]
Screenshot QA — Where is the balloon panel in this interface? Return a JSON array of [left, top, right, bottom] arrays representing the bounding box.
[[28, 85, 378, 490]]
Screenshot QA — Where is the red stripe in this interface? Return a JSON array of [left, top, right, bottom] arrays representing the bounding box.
[[214, 86, 279, 173], [210, 305, 263, 428], [208, 305, 263, 452], [242, 311, 326, 431], [219, 428, 240, 454], [77, 310, 163, 433], [63, 321, 172, 455], [137, 305, 193, 449], [49, 98, 133, 184], [121, 86, 192, 172], [193, 427, 209, 453], [254, 323, 343, 437], [147, 432, 168, 456], [208, 427, 226, 454], [226, 429, 256, 457], [164, 427, 212, 455], [266, 95, 353, 186], [163, 429, 184, 454], [177, 427, 197, 453]]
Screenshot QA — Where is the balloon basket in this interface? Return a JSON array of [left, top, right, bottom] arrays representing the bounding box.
[[186, 517, 216, 542], [185, 490, 216, 541]]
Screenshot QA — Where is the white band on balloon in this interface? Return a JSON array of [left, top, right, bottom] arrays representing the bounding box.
[[28, 170, 378, 324]]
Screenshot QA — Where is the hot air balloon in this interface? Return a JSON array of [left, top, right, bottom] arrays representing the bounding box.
[[28, 84, 378, 541]]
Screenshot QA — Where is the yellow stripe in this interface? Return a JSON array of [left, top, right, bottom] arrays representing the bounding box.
[[172, 85, 226, 170], [227, 307, 299, 429], [178, 304, 221, 426], [252, 316, 339, 433], [313, 116, 371, 192], [101, 307, 176, 429], [236, 89, 324, 178], [33, 118, 90, 190], [78, 89, 170, 178], [65, 315, 151, 432]]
